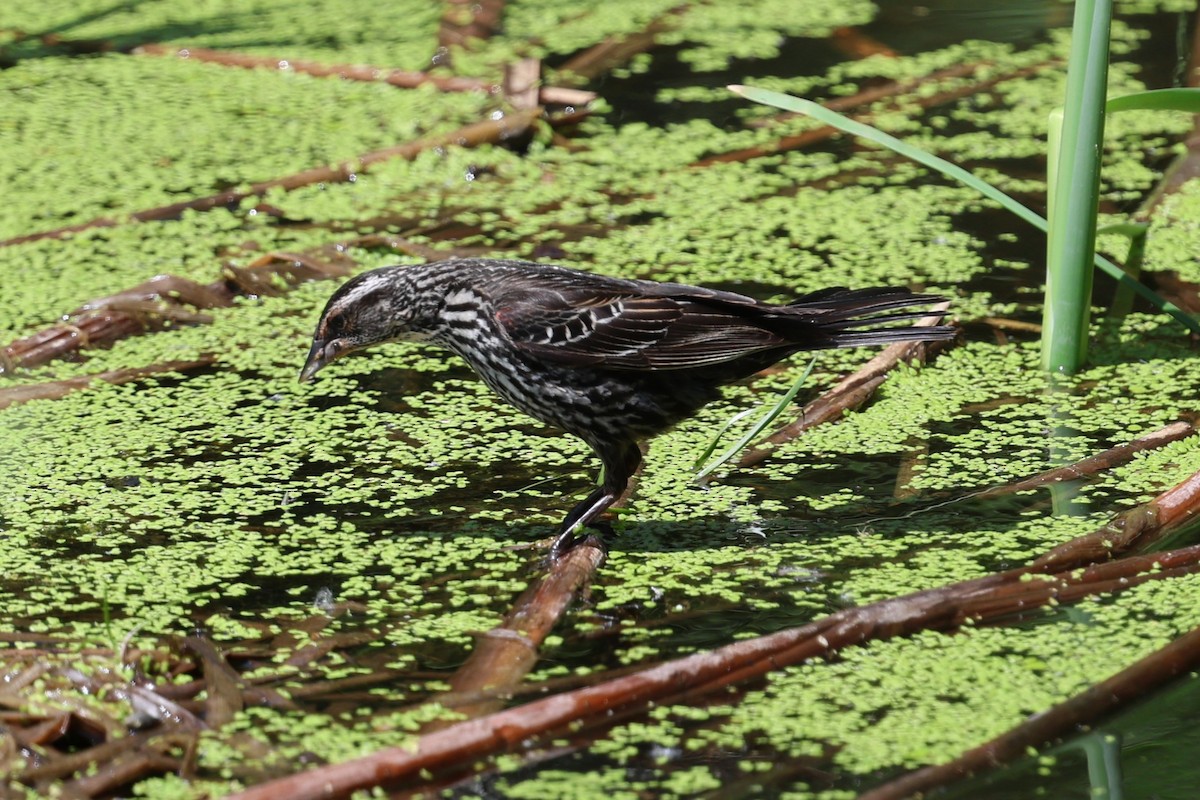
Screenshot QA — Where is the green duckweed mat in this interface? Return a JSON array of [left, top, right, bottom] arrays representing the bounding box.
[[3, 1, 1200, 797]]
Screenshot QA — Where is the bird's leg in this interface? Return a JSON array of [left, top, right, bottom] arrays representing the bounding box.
[[549, 438, 643, 560]]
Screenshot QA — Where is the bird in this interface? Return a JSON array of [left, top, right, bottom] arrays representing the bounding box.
[[300, 258, 955, 559]]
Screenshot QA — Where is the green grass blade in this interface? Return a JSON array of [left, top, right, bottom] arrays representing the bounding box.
[[728, 85, 1045, 228], [727, 84, 1200, 337], [1107, 88, 1200, 113], [691, 407, 758, 471], [693, 357, 817, 483], [1096, 222, 1149, 238], [1099, 222, 1148, 323]]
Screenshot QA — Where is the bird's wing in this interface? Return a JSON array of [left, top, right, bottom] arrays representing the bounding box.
[[491, 282, 788, 370]]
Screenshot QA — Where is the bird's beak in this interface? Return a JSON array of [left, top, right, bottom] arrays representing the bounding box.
[[299, 338, 342, 383]]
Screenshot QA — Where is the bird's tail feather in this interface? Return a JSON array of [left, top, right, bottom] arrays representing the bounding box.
[[780, 287, 955, 348]]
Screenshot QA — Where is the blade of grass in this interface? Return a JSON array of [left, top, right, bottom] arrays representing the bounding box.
[[1106, 87, 1200, 113], [694, 357, 817, 482], [691, 408, 758, 471], [726, 84, 1200, 338], [1099, 222, 1148, 324]]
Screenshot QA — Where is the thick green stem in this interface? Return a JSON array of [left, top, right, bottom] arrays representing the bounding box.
[[1042, 0, 1112, 373]]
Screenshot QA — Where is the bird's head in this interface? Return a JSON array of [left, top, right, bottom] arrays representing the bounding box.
[[299, 267, 422, 382]]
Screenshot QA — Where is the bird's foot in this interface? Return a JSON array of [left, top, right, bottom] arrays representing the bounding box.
[[548, 520, 613, 562]]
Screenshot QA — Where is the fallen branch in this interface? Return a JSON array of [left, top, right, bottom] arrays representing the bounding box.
[[1, 108, 545, 248], [975, 316, 1043, 334], [1, 249, 354, 372], [0, 229, 500, 377], [880, 418, 1197, 511], [860, 620, 1200, 800], [226, 462, 1200, 800], [556, 5, 690, 82], [0, 358, 215, 409], [439, 0, 505, 50], [178, 637, 244, 729], [975, 419, 1195, 502], [134, 45, 595, 108], [0, 29, 115, 57], [1033, 456, 1200, 571], [136, 43, 488, 92], [503, 58, 542, 111], [827, 26, 899, 60], [427, 540, 606, 724], [739, 305, 954, 468]]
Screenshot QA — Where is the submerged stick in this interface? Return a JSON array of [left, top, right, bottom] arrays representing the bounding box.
[[229, 546, 1200, 800], [228, 463, 1200, 800], [739, 304, 953, 468], [853, 420, 1194, 523], [0, 227, 514, 378], [1033, 458, 1200, 571]]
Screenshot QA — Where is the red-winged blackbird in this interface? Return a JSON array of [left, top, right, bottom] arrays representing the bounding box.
[[300, 258, 954, 558]]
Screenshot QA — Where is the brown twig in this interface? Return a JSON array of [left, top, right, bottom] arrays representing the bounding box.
[[226, 462, 1200, 800], [827, 26, 898, 60], [975, 419, 1195, 503], [439, 0, 505, 50], [503, 57, 543, 111], [975, 316, 1043, 334], [428, 540, 606, 724], [137, 43, 493, 92], [0, 29, 116, 57], [178, 637, 243, 729], [739, 304, 954, 468], [1, 108, 545, 248], [229, 543, 1200, 800], [134, 44, 595, 109], [0, 228, 515, 377], [19, 731, 161, 787], [860, 621, 1200, 800], [1033, 459, 1200, 572], [556, 5, 690, 82], [64, 747, 181, 798], [850, 420, 1195, 563], [0, 358, 215, 410], [1, 249, 354, 372]]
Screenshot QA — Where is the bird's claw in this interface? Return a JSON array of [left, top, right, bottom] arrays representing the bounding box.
[[549, 520, 613, 561]]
